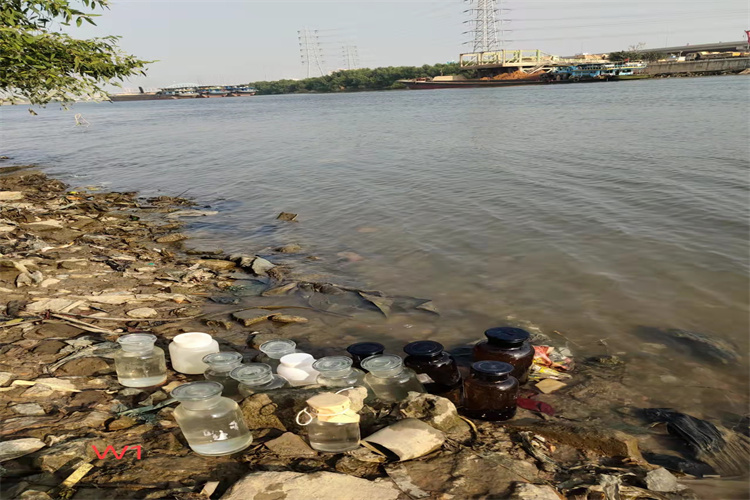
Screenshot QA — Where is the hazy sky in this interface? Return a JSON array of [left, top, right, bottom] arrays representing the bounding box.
[[73, 0, 748, 89]]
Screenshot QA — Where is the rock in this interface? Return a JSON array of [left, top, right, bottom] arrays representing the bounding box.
[[56, 358, 112, 377], [220, 471, 403, 500], [338, 251, 364, 262], [108, 416, 138, 431], [196, 259, 236, 271], [14, 378, 80, 393], [535, 379, 567, 394], [507, 483, 562, 500], [274, 244, 302, 253], [645, 467, 682, 492], [126, 307, 158, 319], [364, 419, 445, 461], [18, 491, 53, 500], [156, 233, 188, 243], [269, 314, 308, 324], [0, 191, 24, 201], [239, 393, 287, 431], [39, 278, 60, 288], [359, 292, 392, 317], [276, 212, 298, 221], [335, 455, 382, 478], [21, 220, 64, 230], [12, 403, 46, 416], [250, 257, 275, 276], [397, 393, 472, 442], [25, 298, 86, 314], [232, 309, 271, 327], [265, 432, 318, 458], [167, 210, 218, 218], [0, 438, 46, 462], [26, 323, 85, 340], [0, 371, 13, 387], [36, 438, 105, 472]]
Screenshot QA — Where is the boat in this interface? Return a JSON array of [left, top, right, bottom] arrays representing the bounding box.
[[197, 86, 228, 98], [399, 74, 546, 89], [226, 86, 257, 96], [542, 62, 648, 82]]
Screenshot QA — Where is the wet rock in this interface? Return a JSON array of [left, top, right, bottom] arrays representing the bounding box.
[[251, 257, 275, 276], [338, 251, 364, 262], [232, 309, 271, 327], [220, 471, 403, 500], [156, 233, 188, 243], [276, 212, 298, 221], [264, 432, 318, 458], [239, 393, 287, 431], [56, 357, 112, 377], [33, 340, 65, 354], [335, 455, 382, 478], [12, 403, 46, 416], [275, 244, 303, 253], [397, 393, 472, 442], [126, 307, 158, 319], [269, 314, 308, 324], [26, 323, 85, 340], [0, 371, 13, 386], [359, 292, 392, 317], [35, 438, 101, 472], [196, 259, 236, 271], [108, 416, 138, 431], [645, 467, 681, 492], [507, 483, 562, 500], [17, 490, 53, 500], [0, 438, 46, 462], [101, 454, 244, 486]]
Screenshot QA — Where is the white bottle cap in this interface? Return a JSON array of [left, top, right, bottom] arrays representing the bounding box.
[[173, 332, 213, 349]]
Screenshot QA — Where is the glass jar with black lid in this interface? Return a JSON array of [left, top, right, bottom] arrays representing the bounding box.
[[346, 342, 385, 370], [463, 361, 519, 421], [472, 327, 534, 384], [403, 340, 462, 405]]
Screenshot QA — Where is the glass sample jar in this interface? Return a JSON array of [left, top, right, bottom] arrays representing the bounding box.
[[203, 352, 243, 397], [230, 363, 289, 397], [257, 339, 297, 370], [472, 327, 534, 384], [169, 332, 219, 375], [403, 340, 462, 405], [346, 342, 385, 370], [313, 356, 366, 389], [297, 392, 360, 452], [361, 354, 426, 402], [171, 381, 252, 456], [463, 361, 519, 421], [114, 334, 167, 388]]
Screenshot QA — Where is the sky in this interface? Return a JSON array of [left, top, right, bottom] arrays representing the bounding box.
[[70, 0, 749, 90]]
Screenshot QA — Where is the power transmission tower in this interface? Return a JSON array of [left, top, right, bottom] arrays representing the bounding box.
[[342, 45, 360, 70], [298, 28, 326, 78], [464, 0, 510, 52]]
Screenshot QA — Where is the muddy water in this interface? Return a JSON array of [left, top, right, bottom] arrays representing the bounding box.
[[2, 76, 748, 423]]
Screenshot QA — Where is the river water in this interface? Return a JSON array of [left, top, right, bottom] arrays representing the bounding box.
[[2, 76, 748, 424]]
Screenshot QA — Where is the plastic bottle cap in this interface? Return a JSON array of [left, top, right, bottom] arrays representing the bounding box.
[[202, 351, 243, 366], [230, 363, 273, 385], [312, 356, 353, 377], [117, 333, 156, 351], [403, 340, 444, 358], [171, 381, 223, 401], [346, 342, 385, 358], [280, 353, 314, 367], [259, 339, 296, 358], [484, 327, 530, 347], [471, 360, 514, 377], [173, 332, 213, 348], [360, 354, 403, 374]]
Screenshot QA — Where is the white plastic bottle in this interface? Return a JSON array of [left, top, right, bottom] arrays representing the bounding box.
[[169, 332, 219, 374], [277, 353, 319, 386]]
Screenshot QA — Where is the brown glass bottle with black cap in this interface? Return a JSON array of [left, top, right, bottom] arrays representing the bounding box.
[[463, 361, 519, 421], [472, 327, 533, 384], [403, 340, 462, 405], [346, 342, 385, 370]]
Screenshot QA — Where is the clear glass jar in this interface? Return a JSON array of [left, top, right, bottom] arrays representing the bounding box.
[[361, 354, 426, 402], [473, 327, 534, 384], [403, 340, 463, 405], [168, 332, 220, 375], [346, 342, 385, 370], [297, 392, 360, 453], [257, 339, 297, 371], [171, 381, 252, 456], [463, 361, 519, 421], [203, 352, 243, 397], [312, 356, 366, 389], [230, 363, 289, 397], [114, 334, 167, 388]]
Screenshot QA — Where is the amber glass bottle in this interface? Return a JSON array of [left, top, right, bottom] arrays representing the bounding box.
[[472, 327, 533, 384], [463, 361, 519, 421], [346, 342, 385, 370], [403, 341, 462, 405]]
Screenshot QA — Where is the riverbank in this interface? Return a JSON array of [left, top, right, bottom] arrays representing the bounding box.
[[0, 168, 747, 499]]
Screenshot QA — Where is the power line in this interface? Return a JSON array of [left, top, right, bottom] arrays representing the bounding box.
[[298, 28, 326, 78], [463, 0, 509, 51], [342, 45, 360, 70]]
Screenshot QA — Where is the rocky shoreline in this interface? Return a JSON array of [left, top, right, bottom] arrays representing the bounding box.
[[0, 168, 746, 499]]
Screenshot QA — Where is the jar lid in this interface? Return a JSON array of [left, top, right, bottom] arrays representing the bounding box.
[[312, 356, 353, 373], [230, 363, 273, 385], [484, 327, 530, 347], [360, 354, 403, 374], [202, 351, 243, 366], [280, 352, 314, 367], [173, 332, 213, 348], [171, 381, 223, 401], [259, 339, 296, 357], [117, 333, 156, 351], [307, 392, 351, 413], [346, 342, 385, 358], [471, 360, 514, 377], [403, 340, 443, 358]]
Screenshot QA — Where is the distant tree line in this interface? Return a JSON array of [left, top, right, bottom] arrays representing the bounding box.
[[246, 63, 477, 95], [608, 51, 666, 62]]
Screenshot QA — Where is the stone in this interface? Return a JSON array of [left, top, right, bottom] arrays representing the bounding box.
[[18, 490, 53, 500], [265, 432, 318, 458], [0, 371, 13, 387], [39, 278, 61, 288], [274, 243, 302, 253], [232, 309, 271, 327], [26, 323, 85, 340], [250, 257, 275, 276], [645, 467, 682, 492], [156, 233, 188, 243], [56, 358, 112, 377], [535, 379, 567, 394], [0, 191, 24, 201], [108, 416, 138, 431], [126, 307, 158, 319], [21, 220, 64, 230], [0, 438, 46, 462], [269, 314, 308, 324], [239, 393, 287, 432], [397, 393, 472, 442], [220, 471, 403, 500], [196, 259, 236, 271], [14, 378, 80, 393], [507, 483, 562, 500], [35, 438, 102, 472], [12, 403, 46, 416], [276, 212, 298, 221], [25, 298, 86, 314]]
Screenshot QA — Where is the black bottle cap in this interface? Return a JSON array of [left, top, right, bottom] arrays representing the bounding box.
[[346, 342, 385, 358], [484, 327, 530, 347], [471, 360, 514, 378], [403, 340, 444, 358]]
